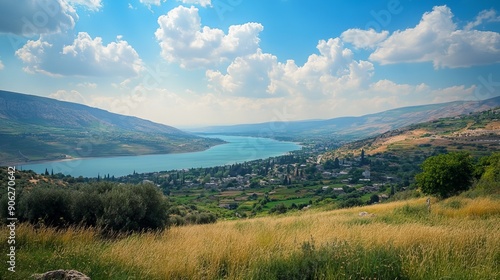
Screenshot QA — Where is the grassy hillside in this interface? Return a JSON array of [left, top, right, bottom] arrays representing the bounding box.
[[2, 195, 498, 279], [0, 90, 224, 165], [326, 107, 500, 160]]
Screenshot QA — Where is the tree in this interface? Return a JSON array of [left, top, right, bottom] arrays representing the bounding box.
[[369, 194, 380, 204], [474, 152, 500, 194], [415, 152, 474, 198]]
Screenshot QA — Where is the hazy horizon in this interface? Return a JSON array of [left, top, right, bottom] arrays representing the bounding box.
[[1, 0, 499, 127]]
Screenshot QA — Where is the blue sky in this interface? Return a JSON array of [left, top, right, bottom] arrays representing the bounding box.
[[0, 0, 499, 127]]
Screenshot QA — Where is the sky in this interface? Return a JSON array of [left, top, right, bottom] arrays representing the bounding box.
[[0, 0, 500, 127]]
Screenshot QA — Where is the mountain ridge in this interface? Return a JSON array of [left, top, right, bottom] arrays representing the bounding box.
[[0, 90, 224, 165], [193, 96, 500, 141], [0, 90, 186, 135]]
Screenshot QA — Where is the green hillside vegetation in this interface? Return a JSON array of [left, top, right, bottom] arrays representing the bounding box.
[[1, 193, 498, 279], [326, 108, 500, 161], [0, 90, 224, 165]]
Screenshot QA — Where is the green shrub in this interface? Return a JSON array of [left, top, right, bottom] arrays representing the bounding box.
[[19, 188, 73, 227], [415, 152, 474, 198]]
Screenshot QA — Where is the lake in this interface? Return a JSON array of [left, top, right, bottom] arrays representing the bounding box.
[[18, 135, 301, 178]]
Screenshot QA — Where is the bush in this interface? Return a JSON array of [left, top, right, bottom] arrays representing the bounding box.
[[19, 188, 73, 227], [13, 182, 170, 233], [98, 184, 169, 232], [415, 152, 474, 198], [338, 198, 364, 209], [70, 191, 103, 227], [464, 152, 500, 197]]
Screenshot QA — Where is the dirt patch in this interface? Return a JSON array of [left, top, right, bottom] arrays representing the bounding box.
[[485, 121, 500, 130], [368, 129, 431, 155]]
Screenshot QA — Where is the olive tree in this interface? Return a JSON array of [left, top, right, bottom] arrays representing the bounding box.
[[415, 152, 474, 198]]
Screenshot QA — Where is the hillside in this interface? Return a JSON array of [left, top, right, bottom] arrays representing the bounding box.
[[2, 196, 498, 279], [325, 107, 500, 160], [0, 90, 224, 165], [195, 96, 500, 141]]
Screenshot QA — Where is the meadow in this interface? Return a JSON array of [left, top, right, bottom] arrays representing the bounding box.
[[1, 196, 499, 279]]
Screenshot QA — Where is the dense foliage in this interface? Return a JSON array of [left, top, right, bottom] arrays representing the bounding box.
[[415, 152, 474, 198], [10, 182, 169, 232], [415, 152, 500, 198]]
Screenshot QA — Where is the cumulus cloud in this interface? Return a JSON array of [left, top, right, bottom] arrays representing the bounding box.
[[16, 32, 144, 77], [282, 38, 374, 97], [0, 60, 4, 70], [369, 5, 500, 69], [207, 38, 375, 100], [341, 29, 389, 49], [0, 0, 78, 36], [206, 50, 282, 97], [155, 5, 263, 68]]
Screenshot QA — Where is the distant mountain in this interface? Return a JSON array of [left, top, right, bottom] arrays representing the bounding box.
[[0, 90, 224, 165], [194, 97, 500, 141]]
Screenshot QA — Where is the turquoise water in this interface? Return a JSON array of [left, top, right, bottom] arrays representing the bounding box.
[[19, 135, 301, 178]]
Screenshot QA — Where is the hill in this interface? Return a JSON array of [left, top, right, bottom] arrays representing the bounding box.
[[2, 195, 498, 279], [0, 90, 224, 165], [325, 107, 500, 160], [194, 96, 500, 141]]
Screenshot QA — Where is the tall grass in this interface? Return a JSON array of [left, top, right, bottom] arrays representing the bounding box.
[[2, 197, 499, 279]]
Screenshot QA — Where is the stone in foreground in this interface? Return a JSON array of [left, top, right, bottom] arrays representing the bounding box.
[[32, 269, 90, 280]]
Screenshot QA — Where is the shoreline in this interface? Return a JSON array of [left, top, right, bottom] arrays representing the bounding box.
[[12, 135, 302, 177], [4, 140, 229, 168]]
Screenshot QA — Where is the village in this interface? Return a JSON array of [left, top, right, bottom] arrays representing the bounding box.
[[118, 147, 404, 217]]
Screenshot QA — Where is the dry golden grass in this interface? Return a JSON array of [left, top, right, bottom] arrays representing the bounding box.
[[100, 197, 500, 279], [3, 197, 497, 279]]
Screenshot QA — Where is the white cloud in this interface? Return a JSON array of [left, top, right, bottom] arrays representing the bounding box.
[[370, 79, 418, 95], [0, 60, 4, 70], [67, 0, 102, 11], [341, 29, 389, 49], [179, 0, 211, 7], [16, 32, 144, 77], [155, 5, 263, 68], [201, 33, 482, 124], [206, 49, 282, 97], [49, 89, 87, 104], [139, 0, 165, 8], [465, 9, 500, 31], [139, 0, 211, 8], [207, 38, 376, 102], [77, 82, 97, 88], [430, 85, 476, 103], [369, 5, 500, 69], [0, 0, 78, 36]]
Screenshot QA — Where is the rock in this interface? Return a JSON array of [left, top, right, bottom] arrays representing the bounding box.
[[32, 269, 90, 280], [358, 211, 376, 217]]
